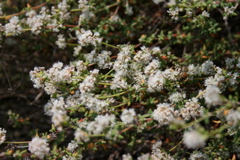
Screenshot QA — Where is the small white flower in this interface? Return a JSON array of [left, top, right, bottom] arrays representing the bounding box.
[[55, 34, 66, 49], [204, 85, 221, 106], [133, 46, 152, 64], [5, 16, 22, 36], [76, 29, 102, 46], [189, 151, 208, 160], [187, 64, 201, 76], [79, 69, 99, 93], [181, 98, 203, 120], [226, 110, 240, 126], [67, 140, 78, 152], [183, 130, 206, 149], [169, 92, 186, 103], [86, 114, 116, 134], [152, 103, 176, 125], [52, 110, 69, 131], [120, 109, 136, 124], [167, 8, 179, 20], [201, 10, 210, 17], [144, 59, 160, 76], [0, 128, 6, 145], [122, 153, 132, 160], [75, 129, 90, 142], [151, 140, 174, 160], [201, 60, 215, 75], [28, 137, 50, 159], [225, 58, 235, 69], [147, 71, 165, 92], [137, 153, 150, 160], [163, 68, 180, 81]]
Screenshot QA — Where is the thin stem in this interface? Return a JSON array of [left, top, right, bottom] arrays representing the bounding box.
[[208, 124, 229, 137], [90, 134, 105, 137], [98, 89, 132, 99], [169, 139, 183, 152], [0, 2, 48, 20], [4, 141, 30, 144], [110, 102, 127, 108], [101, 42, 120, 50], [196, 89, 206, 99], [98, 82, 112, 86], [105, 69, 114, 76], [183, 112, 212, 129], [67, 104, 83, 110], [96, 2, 120, 13], [183, 106, 227, 130], [66, 43, 78, 47]]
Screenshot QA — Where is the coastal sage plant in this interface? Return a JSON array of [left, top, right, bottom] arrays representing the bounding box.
[[0, 0, 240, 159]]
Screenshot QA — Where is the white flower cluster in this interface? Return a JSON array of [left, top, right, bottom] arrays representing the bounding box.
[[4, 16, 22, 36], [55, 34, 66, 49], [204, 85, 221, 106], [180, 98, 203, 120], [122, 153, 132, 160], [189, 151, 208, 160], [122, 140, 174, 160], [65, 91, 114, 112], [133, 46, 153, 64], [44, 97, 69, 131], [152, 103, 177, 125], [86, 114, 116, 135], [79, 69, 99, 93], [85, 50, 112, 69], [120, 108, 136, 125], [67, 140, 78, 152], [187, 64, 201, 76], [74, 129, 90, 142], [201, 10, 210, 17], [204, 68, 225, 87], [169, 92, 186, 103], [183, 130, 206, 149], [162, 68, 181, 81], [147, 71, 165, 92], [111, 46, 133, 89], [57, 0, 71, 20], [144, 59, 160, 76], [201, 60, 215, 75], [223, 6, 236, 20], [0, 128, 6, 145], [78, 0, 89, 11], [28, 137, 50, 159], [30, 60, 87, 94], [4, 1, 72, 35], [151, 141, 174, 160], [167, 7, 180, 20], [225, 58, 235, 69], [76, 29, 102, 47], [226, 110, 240, 126], [78, 0, 94, 25], [29, 67, 45, 89], [52, 109, 69, 131], [25, 10, 47, 35]]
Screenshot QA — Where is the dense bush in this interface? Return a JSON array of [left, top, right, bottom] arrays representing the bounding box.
[[0, 0, 240, 159]]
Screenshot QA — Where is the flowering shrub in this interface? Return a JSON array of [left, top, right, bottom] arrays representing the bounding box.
[[0, 0, 240, 159]]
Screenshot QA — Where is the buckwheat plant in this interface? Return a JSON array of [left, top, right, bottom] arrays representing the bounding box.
[[1, 0, 240, 159]]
